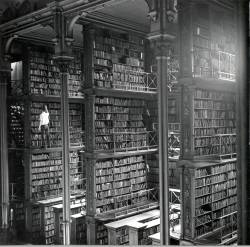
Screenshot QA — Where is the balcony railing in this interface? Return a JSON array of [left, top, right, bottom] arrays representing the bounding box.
[[217, 133, 236, 159], [218, 51, 235, 81], [112, 70, 157, 92], [194, 133, 236, 159], [95, 130, 158, 152], [219, 211, 237, 244], [193, 49, 236, 82], [96, 188, 159, 217]]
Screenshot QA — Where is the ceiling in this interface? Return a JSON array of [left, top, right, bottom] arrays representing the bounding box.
[[97, 0, 149, 27], [15, 0, 150, 46], [1, 0, 238, 47], [0, 0, 52, 23]]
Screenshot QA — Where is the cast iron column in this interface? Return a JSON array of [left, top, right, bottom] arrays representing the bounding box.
[[53, 4, 74, 244], [58, 60, 71, 245], [236, 0, 249, 244], [0, 48, 10, 229], [147, 0, 177, 244], [156, 38, 170, 245]]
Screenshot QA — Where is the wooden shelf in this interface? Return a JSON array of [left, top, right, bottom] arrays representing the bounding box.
[[83, 87, 156, 100]]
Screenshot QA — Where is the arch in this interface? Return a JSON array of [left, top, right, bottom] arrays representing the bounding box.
[[67, 11, 88, 38], [4, 34, 18, 55]]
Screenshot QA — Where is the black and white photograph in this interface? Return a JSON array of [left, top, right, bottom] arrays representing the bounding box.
[[0, 0, 248, 245]]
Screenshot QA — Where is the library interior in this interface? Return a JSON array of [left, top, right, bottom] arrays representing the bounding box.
[[0, 0, 248, 245]]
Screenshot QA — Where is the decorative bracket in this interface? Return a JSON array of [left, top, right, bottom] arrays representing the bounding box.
[[148, 10, 158, 22], [4, 34, 18, 56], [67, 11, 88, 39], [146, 0, 178, 23]]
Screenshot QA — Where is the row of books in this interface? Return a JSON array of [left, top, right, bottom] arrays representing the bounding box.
[[8, 104, 25, 147], [95, 133, 147, 142], [139, 224, 160, 245], [96, 189, 149, 206], [32, 152, 61, 160], [113, 63, 144, 73], [194, 119, 231, 127], [196, 180, 236, 195], [194, 109, 228, 119], [195, 173, 227, 187], [96, 222, 108, 245], [95, 113, 143, 121], [194, 145, 236, 156], [114, 155, 144, 166], [31, 151, 84, 199], [211, 162, 236, 174], [194, 89, 235, 100], [212, 195, 237, 211], [212, 190, 227, 201], [95, 96, 146, 107], [95, 35, 144, 52], [96, 176, 147, 191], [212, 203, 237, 219], [96, 183, 147, 199], [195, 224, 213, 237], [195, 162, 236, 178], [29, 102, 83, 147], [194, 99, 235, 109], [95, 32, 144, 46], [195, 214, 211, 227], [29, 49, 83, 97], [96, 170, 146, 183], [194, 127, 236, 136], [96, 162, 146, 176]]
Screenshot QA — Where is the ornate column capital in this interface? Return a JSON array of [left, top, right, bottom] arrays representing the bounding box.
[[0, 55, 11, 86], [146, 0, 178, 24], [54, 57, 72, 73], [149, 37, 174, 58]]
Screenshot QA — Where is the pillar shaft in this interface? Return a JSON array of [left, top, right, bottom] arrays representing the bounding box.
[[236, 0, 249, 244], [156, 46, 169, 246], [0, 36, 10, 228], [0, 72, 9, 228], [61, 69, 71, 245], [147, 0, 177, 244]]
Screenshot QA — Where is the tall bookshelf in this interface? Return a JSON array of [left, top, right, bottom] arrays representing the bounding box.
[[53, 198, 85, 244], [179, 159, 237, 244], [179, 0, 237, 244], [181, 85, 236, 160], [70, 212, 87, 244], [83, 26, 159, 244], [7, 43, 86, 244]]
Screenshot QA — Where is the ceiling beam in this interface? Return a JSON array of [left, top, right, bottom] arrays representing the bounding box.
[[79, 11, 149, 35], [0, 0, 133, 37]]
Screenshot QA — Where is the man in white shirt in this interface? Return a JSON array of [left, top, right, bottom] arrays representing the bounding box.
[[39, 105, 50, 148]]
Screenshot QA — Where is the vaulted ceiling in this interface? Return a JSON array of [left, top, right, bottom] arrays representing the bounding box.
[[0, 0, 237, 47], [3, 0, 150, 47], [0, 0, 52, 24]]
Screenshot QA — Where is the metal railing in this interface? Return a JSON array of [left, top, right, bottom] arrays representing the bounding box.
[[112, 70, 157, 92], [217, 133, 236, 159], [193, 50, 236, 82], [219, 211, 237, 244], [169, 188, 180, 205], [95, 130, 158, 152], [113, 188, 159, 218], [218, 51, 235, 81], [96, 188, 158, 216], [168, 123, 181, 133], [194, 133, 236, 159]]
